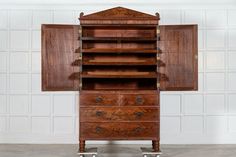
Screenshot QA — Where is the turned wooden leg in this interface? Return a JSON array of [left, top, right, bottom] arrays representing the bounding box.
[[152, 140, 160, 152], [152, 140, 156, 150], [79, 140, 85, 152]]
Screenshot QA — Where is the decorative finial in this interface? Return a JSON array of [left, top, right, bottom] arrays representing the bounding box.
[[80, 12, 84, 18], [155, 12, 160, 20]]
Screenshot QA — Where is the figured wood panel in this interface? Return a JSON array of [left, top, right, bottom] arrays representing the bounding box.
[[80, 107, 159, 122], [79, 7, 159, 25], [80, 122, 159, 140], [83, 27, 156, 38], [42, 25, 80, 91], [159, 25, 198, 91], [120, 94, 159, 106], [80, 94, 119, 106]]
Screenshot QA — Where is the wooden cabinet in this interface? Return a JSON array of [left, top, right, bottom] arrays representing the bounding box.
[[41, 7, 198, 153]]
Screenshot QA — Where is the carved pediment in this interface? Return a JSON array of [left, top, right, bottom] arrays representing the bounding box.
[[80, 7, 159, 20]]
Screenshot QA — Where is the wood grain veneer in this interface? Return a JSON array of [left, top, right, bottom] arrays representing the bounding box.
[[41, 6, 198, 153]]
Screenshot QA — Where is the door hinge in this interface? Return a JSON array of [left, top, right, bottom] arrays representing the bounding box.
[[78, 26, 82, 34], [156, 83, 160, 88], [156, 26, 160, 41], [78, 53, 82, 60], [79, 82, 82, 89], [156, 26, 160, 35]]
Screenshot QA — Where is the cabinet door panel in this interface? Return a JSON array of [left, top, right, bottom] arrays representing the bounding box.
[[42, 25, 80, 91], [159, 25, 198, 91]]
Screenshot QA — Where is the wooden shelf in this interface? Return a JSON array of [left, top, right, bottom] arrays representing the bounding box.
[[82, 25, 157, 28], [83, 60, 156, 65], [81, 37, 157, 41], [80, 90, 159, 93], [81, 72, 158, 78], [82, 48, 160, 53]]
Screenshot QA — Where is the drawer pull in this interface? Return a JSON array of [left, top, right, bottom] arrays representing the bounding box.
[[96, 111, 104, 117], [95, 126, 102, 133], [134, 112, 144, 118], [95, 96, 103, 103], [133, 127, 143, 133], [136, 96, 144, 105]]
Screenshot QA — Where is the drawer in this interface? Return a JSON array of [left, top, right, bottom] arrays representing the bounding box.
[[80, 94, 119, 106], [80, 122, 159, 140], [80, 107, 159, 122], [120, 94, 159, 106]]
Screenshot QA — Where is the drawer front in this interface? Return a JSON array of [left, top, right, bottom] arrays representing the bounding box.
[[80, 94, 119, 106], [80, 107, 159, 122], [80, 122, 159, 140], [120, 94, 159, 106]]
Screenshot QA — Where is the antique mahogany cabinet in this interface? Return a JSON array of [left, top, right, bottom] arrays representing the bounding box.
[[42, 7, 198, 153]]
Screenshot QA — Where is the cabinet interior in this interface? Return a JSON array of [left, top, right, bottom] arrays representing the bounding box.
[[81, 26, 159, 90]]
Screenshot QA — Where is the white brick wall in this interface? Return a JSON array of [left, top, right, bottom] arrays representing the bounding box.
[[0, 2, 236, 144]]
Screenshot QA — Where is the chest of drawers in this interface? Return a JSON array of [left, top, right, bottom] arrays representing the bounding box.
[[79, 91, 160, 151]]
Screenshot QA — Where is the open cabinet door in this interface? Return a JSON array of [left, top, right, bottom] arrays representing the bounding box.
[[42, 25, 80, 91], [159, 25, 198, 91]]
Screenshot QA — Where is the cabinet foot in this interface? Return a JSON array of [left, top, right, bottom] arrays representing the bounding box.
[[79, 140, 85, 152], [152, 140, 160, 152]]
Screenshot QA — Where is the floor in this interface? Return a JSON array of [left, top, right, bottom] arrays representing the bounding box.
[[0, 144, 236, 157]]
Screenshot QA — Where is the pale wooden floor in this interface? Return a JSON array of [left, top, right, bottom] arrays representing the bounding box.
[[0, 144, 236, 157]]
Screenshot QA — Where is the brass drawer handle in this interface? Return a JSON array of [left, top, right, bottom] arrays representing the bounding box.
[[95, 96, 103, 103], [96, 111, 104, 117], [136, 96, 144, 105], [133, 127, 143, 133], [95, 126, 102, 133], [134, 112, 144, 118]]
